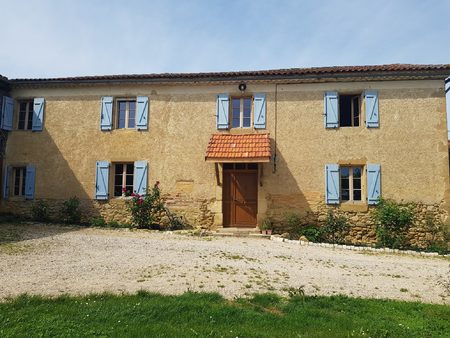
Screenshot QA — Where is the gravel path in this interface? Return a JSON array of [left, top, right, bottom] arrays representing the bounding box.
[[1, 223, 449, 304]]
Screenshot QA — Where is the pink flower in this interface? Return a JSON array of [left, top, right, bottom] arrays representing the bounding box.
[[122, 187, 127, 192], [131, 192, 136, 197]]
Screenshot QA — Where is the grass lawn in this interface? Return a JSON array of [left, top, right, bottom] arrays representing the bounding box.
[[0, 292, 449, 337]]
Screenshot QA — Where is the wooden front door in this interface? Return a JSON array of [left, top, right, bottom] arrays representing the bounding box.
[[223, 163, 258, 227]]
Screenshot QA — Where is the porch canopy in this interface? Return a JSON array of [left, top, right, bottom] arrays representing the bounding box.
[[205, 133, 271, 163]]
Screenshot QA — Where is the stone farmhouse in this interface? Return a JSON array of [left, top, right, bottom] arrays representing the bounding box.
[[1, 64, 449, 245]]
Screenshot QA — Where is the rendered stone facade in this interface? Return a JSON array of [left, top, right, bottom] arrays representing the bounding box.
[[1, 65, 450, 246]]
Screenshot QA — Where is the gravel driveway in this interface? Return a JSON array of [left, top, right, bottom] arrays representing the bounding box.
[[1, 223, 449, 304]]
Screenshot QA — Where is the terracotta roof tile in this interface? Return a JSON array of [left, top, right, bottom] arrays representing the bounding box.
[[9, 63, 450, 85], [205, 133, 271, 162]]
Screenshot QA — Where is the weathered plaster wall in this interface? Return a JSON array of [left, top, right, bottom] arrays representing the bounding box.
[[2, 80, 449, 234]]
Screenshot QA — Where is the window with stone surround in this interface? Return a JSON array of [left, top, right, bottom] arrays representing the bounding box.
[[231, 97, 252, 128], [13, 167, 26, 196], [340, 166, 363, 202], [113, 163, 134, 197], [339, 94, 360, 127], [116, 99, 136, 129], [17, 100, 33, 130]]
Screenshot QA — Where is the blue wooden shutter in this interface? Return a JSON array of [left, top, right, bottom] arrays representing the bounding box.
[[25, 165, 36, 200], [3, 166, 11, 199], [133, 161, 148, 195], [216, 94, 229, 129], [136, 96, 149, 130], [367, 164, 381, 205], [324, 92, 339, 128], [325, 164, 340, 204], [32, 98, 45, 131], [100, 97, 113, 130], [253, 93, 266, 129], [365, 90, 379, 128], [1, 96, 14, 131], [95, 161, 110, 199]]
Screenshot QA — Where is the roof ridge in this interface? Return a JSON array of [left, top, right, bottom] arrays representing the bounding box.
[[9, 63, 450, 83]]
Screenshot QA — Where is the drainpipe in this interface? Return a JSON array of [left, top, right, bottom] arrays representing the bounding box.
[[446, 76, 450, 140], [273, 83, 278, 173]]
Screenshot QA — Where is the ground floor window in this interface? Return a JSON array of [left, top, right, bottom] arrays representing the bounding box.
[[13, 167, 26, 196], [114, 163, 134, 197], [340, 166, 362, 202]]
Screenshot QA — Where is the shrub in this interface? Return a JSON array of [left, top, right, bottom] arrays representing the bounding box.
[[284, 213, 302, 231], [322, 211, 349, 244], [283, 213, 323, 241], [31, 200, 50, 222], [299, 224, 324, 242], [260, 218, 273, 231], [90, 217, 106, 227], [372, 198, 414, 249], [107, 220, 131, 228], [423, 214, 449, 254], [163, 209, 190, 230], [0, 212, 23, 223], [127, 182, 164, 229], [61, 197, 82, 224], [283, 213, 302, 239]]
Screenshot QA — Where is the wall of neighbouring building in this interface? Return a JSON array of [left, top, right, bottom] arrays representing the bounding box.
[[2, 79, 449, 246]]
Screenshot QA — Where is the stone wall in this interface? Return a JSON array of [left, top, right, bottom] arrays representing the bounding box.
[[1, 193, 216, 229], [267, 199, 450, 248]]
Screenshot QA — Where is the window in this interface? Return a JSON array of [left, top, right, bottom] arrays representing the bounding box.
[[13, 167, 26, 196], [231, 98, 252, 128], [340, 166, 362, 202], [116, 99, 136, 129], [113, 163, 134, 196], [339, 95, 360, 127], [17, 100, 33, 130], [223, 163, 258, 170]]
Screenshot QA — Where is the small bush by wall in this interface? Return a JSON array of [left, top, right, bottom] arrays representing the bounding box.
[[127, 182, 190, 230], [60, 197, 82, 224], [322, 211, 350, 244], [127, 182, 164, 229], [31, 200, 50, 222], [372, 198, 415, 249]]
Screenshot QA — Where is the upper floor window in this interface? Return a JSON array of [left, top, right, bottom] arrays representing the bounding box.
[[339, 95, 360, 127], [324, 91, 379, 129], [340, 166, 362, 202], [13, 167, 26, 196], [231, 97, 252, 128], [216, 93, 266, 130], [100, 96, 148, 131], [113, 163, 134, 197], [18, 100, 33, 130], [117, 99, 136, 129]]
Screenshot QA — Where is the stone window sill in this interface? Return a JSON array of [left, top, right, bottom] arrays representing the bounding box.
[[339, 203, 368, 212]]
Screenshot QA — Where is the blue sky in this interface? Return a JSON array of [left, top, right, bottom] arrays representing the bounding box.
[[1, 0, 449, 78]]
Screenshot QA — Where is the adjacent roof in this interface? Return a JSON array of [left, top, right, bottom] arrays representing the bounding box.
[[205, 133, 271, 163], [9, 63, 450, 86], [0, 75, 10, 92]]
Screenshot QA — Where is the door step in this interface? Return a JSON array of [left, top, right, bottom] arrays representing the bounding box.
[[214, 227, 270, 238]]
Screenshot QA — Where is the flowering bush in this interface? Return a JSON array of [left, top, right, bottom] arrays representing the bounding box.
[[127, 181, 164, 228], [122, 187, 132, 197]]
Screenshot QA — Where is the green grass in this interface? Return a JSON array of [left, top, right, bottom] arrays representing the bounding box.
[[0, 292, 449, 337]]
